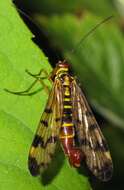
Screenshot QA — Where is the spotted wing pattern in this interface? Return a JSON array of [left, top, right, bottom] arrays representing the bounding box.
[[71, 80, 113, 181], [28, 79, 63, 176]]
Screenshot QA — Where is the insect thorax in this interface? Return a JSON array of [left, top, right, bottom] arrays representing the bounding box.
[[50, 61, 73, 81]]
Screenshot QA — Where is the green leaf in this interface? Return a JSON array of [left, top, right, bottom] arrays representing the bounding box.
[[0, 1, 91, 190], [36, 13, 124, 129]]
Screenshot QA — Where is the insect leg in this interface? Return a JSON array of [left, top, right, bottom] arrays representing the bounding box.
[[4, 69, 50, 96], [4, 78, 43, 96], [25, 69, 50, 94], [25, 69, 49, 78]]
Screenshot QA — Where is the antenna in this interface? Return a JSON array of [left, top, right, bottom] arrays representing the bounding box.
[[70, 15, 114, 54]]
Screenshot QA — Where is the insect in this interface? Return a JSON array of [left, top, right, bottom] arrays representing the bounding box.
[[25, 60, 113, 181], [4, 14, 113, 181]]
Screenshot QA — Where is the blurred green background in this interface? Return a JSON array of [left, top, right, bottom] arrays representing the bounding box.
[[1, 0, 124, 190]]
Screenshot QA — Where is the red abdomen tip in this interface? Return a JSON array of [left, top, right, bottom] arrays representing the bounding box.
[[68, 148, 84, 168]]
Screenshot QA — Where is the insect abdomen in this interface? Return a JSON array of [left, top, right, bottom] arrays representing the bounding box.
[[59, 75, 82, 167]]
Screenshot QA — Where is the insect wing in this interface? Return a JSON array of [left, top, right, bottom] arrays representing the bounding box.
[[28, 79, 63, 176], [71, 80, 113, 181]]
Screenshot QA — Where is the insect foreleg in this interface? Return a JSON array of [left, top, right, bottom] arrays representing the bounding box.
[[25, 69, 49, 79]]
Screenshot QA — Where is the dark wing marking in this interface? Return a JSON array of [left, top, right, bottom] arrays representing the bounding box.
[[71, 80, 113, 181], [28, 79, 63, 176]]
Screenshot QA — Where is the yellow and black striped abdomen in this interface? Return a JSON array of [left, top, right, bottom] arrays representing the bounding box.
[[59, 75, 75, 154]]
